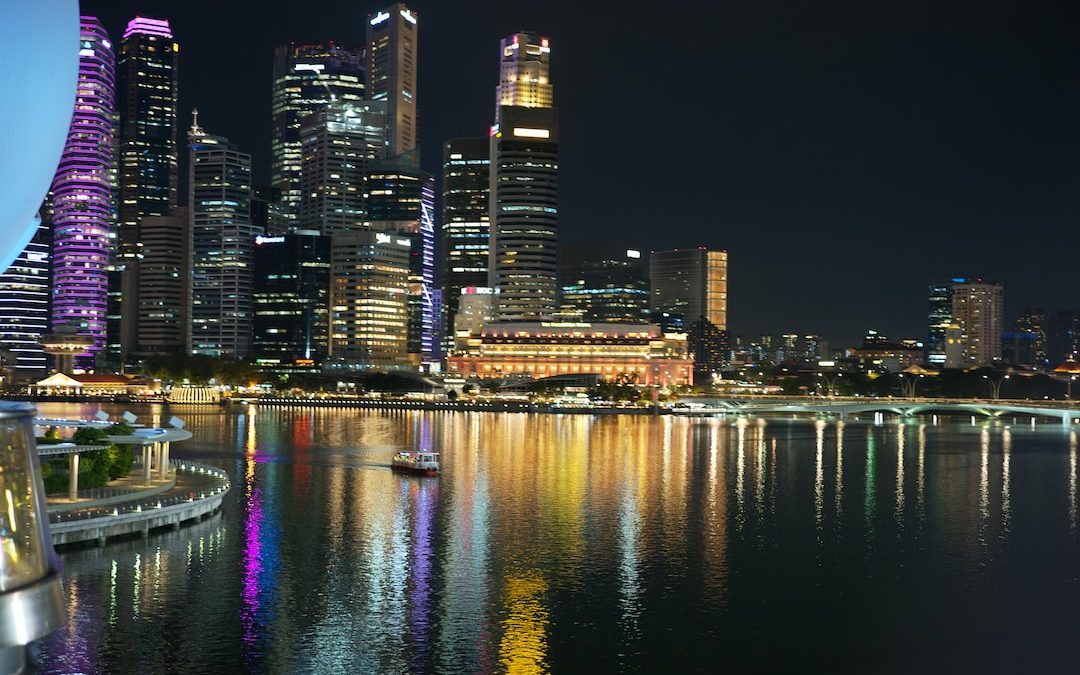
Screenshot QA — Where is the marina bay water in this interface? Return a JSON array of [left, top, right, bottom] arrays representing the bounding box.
[[33, 403, 1080, 673]]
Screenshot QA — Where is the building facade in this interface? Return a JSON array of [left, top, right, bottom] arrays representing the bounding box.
[[136, 212, 189, 358], [951, 279, 1003, 366], [560, 251, 649, 323], [328, 231, 411, 369], [494, 32, 552, 123], [298, 101, 388, 234], [271, 42, 365, 225], [448, 322, 693, 387], [113, 16, 179, 365], [442, 138, 490, 347], [366, 3, 418, 157], [252, 231, 331, 368], [0, 223, 51, 380], [650, 248, 729, 377], [188, 119, 255, 359], [926, 281, 955, 365], [49, 16, 115, 371]]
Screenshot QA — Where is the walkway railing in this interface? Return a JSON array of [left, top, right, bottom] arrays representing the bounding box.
[[48, 460, 230, 526]]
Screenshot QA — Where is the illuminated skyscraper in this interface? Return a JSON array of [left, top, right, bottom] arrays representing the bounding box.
[[494, 32, 552, 122], [0, 223, 50, 379], [113, 16, 179, 364], [442, 138, 490, 347], [252, 231, 331, 367], [366, 153, 437, 366], [298, 100, 388, 234], [188, 117, 255, 359], [650, 248, 729, 377], [49, 16, 114, 371], [271, 42, 365, 226], [561, 251, 649, 323], [951, 279, 1003, 365], [926, 281, 956, 365], [489, 31, 559, 321], [367, 3, 418, 157]]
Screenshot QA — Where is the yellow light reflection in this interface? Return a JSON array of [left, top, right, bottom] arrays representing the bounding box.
[[835, 421, 844, 520], [498, 574, 549, 674], [814, 420, 824, 536], [1001, 427, 1011, 532], [1070, 430, 1078, 534], [895, 422, 905, 527]]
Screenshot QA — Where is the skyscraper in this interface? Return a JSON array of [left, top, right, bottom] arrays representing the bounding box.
[[49, 16, 114, 371], [560, 251, 650, 323], [136, 212, 189, 358], [926, 281, 956, 365], [271, 42, 365, 225], [252, 231, 331, 367], [366, 153, 437, 366], [298, 100, 388, 234], [442, 138, 490, 347], [329, 231, 411, 369], [188, 117, 255, 359], [951, 279, 1003, 365], [367, 3, 418, 157], [650, 248, 729, 377], [0, 223, 50, 380], [113, 16, 179, 365], [494, 32, 552, 122]]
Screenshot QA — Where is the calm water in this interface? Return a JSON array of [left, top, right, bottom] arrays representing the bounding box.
[[31, 403, 1080, 673]]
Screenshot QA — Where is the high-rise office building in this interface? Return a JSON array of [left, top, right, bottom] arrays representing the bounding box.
[[951, 279, 1003, 365], [0, 223, 51, 380], [1003, 307, 1047, 367], [560, 251, 649, 323], [926, 281, 956, 365], [650, 248, 729, 377], [1046, 311, 1080, 366], [113, 16, 179, 365], [366, 3, 418, 157], [271, 42, 365, 225], [298, 100, 388, 234], [49, 17, 114, 371], [442, 138, 490, 347], [136, 211, 189, 358], [366, 153, 437, 366], [489, 32, 558, 321], [252, 231, 331, 368], [329, 231, 411, 369], [494, 32, 552, 123], [188, 117, 255, 359]]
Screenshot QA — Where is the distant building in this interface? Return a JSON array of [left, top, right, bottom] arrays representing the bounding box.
[[271, 42, 365, 224], [494, 32, 553, 122], [850, 330, 925, 372], [448, 322, 693, 387], [252, 231, 331, 370], [951, 279, 1003, 365], [328, 231, 411, 369], [1047, 311, 1080, 365], [367, 3, 418, 157], [136, 212, 190, 359], [442, 138, 490, 351], [650, 248, 728, 378], [452, 287, 498, 348], [560, 251, 649, 323], [188, 118, 255, 359], [926, 281, 955, 365], [1004, 307, 1047, 368]]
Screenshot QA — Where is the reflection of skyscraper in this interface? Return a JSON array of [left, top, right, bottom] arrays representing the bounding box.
[[50, 17, 114, 370], [367, 3, 418, 157], [188, 118, 255, 359], [271, 43, 365, 225], [113, 16, 179, 364]]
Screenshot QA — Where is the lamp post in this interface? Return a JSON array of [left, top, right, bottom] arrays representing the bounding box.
[[1068, 375, 1077, 401], [0, 402, 66, 673], [982, 373, 1009, 400]]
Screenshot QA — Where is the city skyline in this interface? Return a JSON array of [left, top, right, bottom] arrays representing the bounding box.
[[78, 0, 1080, 345]]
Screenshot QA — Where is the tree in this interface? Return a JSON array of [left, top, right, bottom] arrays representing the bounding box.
[[447, 389, 459, 402]]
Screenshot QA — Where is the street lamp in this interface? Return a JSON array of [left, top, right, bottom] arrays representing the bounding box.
[[0, 402, 66, 673], [982, 373, 1009, 400], [1068, 375, 1077, 401]]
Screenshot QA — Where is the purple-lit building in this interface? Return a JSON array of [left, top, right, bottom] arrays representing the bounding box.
[[48, 16, 115, 371]]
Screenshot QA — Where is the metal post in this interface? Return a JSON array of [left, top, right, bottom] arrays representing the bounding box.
[[67, 453, 79, 501], [142, 445, 151, 486]]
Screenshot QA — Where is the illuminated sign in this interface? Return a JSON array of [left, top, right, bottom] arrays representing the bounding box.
[[376, 232, 392, 244], [294, 63, 325, 73], [370, 11, 390, 25], [462, 286, 497, 295], [400, 8, 417, 24], [626, 249, 641, 259], [512, 127, 550, 139], [255, 236, 285, 245], [449, 153, 462, 160], [396, 238, 410, 247]]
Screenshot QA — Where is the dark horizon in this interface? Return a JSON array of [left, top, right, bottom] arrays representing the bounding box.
[[81, 0, 1080, 347]]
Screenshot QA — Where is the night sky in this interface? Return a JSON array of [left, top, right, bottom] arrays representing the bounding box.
[[81, 0, 1080, 346]]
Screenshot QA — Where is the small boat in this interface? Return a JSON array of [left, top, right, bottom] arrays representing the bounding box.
[[390, 451, 440, 476]]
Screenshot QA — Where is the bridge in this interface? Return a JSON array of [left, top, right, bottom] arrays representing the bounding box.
[[673, 397, 1080, 426]]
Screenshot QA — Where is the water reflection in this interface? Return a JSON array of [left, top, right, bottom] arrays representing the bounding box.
[[29, 403, 1080, 674]]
